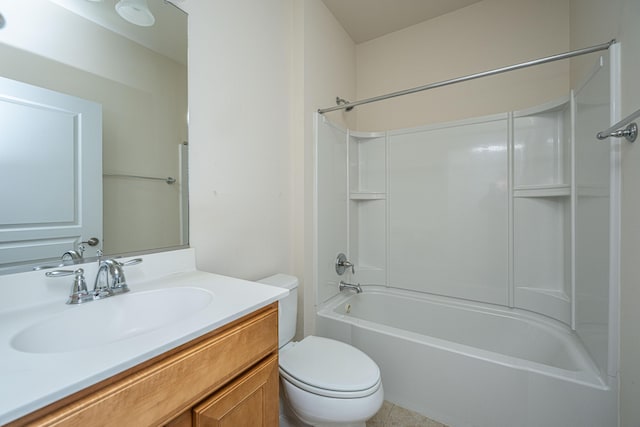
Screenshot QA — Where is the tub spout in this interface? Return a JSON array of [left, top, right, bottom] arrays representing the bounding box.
[[339, 281, 362, 293]]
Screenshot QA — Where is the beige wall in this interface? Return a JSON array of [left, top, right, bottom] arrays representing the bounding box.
[[183, 0, 294, 280], [354, 0, 570, 131], [570, 1, 640, 425], [183, 0, 355, 339]]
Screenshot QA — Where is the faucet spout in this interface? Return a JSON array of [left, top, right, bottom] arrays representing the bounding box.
[[93, 258, 142, 298], [93, 260, 114, 298], [61, 250, 83, 261], [339, 281, 363, 293]]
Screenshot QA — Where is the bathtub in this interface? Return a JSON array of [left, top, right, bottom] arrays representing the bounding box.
[[316, 287, 617, 427]]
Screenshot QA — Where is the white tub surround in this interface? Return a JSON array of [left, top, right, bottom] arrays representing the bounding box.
[[315, 44, 620, 388], [0, 248, 288, 425], [317, 287, 617, 427]]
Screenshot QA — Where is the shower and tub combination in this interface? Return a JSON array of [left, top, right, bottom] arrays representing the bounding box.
[[313, 42, 625, 427]]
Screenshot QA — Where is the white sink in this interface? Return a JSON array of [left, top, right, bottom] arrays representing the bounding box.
[[11, 287, 213, 354]]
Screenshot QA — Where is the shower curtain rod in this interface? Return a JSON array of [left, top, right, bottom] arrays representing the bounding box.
[[318, 39, 616, 114]]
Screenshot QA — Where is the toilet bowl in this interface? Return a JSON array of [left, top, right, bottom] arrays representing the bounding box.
[[258, 274, 383, 427]]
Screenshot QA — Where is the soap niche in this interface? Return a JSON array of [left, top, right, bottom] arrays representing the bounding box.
[[513, 98, 572, 324], [348, 131, 386, 285]]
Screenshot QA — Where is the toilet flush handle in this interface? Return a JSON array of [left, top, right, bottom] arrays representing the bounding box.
[[335, 253, 355, 275]]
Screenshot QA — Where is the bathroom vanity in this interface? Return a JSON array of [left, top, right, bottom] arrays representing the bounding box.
[[0, 249, 287, 426], [9, 303, 278, 426]]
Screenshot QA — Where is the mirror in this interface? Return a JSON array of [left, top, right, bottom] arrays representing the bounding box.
[[0, 0, 188, 272]]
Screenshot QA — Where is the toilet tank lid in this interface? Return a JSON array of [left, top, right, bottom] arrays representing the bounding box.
[[257, 273, 298, 290]]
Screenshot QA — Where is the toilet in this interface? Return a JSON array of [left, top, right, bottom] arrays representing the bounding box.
[[258, 274, 383, 427]]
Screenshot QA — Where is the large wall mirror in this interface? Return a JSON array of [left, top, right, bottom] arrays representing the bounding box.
[[0, 0, 188, 272]]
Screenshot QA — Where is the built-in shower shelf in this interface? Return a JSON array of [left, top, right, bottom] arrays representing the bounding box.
[[350, 192, 386, 200], [513, 184, 570, 198]]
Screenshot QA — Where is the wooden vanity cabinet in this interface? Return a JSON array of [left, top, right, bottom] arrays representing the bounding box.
[[9, 303, 279, 427]]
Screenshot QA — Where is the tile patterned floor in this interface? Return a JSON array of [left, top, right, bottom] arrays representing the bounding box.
[[367, 401, 449, 427]]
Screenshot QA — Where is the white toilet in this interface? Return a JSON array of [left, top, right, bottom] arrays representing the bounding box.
[[258, 274, 384, 427]]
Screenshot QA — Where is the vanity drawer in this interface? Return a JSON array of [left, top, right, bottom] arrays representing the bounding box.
[[11, 303, 278, 427]]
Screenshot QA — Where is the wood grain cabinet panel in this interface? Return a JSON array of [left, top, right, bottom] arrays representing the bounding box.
[[193, 354, 279, 427], [9, 303, 279, 427]]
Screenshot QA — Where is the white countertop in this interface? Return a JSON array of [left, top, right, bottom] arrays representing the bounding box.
[[0, 248, 288, 425]]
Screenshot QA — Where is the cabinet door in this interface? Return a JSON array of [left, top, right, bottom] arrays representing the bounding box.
[[193, 355, 278, 427]]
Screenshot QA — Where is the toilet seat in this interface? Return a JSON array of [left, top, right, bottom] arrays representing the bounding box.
[[279, 336, 381, 399]]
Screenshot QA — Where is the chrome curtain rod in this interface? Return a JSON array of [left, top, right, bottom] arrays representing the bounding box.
[[597, 108, 640, 143], [103, 173, 176, 184], [318, 39, 616, 114]]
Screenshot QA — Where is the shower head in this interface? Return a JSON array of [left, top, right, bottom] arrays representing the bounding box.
[[336, 97, 354, 112]]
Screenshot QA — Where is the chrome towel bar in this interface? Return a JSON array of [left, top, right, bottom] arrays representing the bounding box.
[[103, 173, 176, 184], [596, 108, 640, 143]]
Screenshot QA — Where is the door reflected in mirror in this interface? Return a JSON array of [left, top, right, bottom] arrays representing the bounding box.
[[0, 0, 188, 272]]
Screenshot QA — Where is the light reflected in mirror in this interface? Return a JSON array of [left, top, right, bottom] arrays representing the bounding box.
[[0, 0, 188, 272]]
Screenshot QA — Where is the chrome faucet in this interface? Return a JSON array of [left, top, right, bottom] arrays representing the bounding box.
[[61, 249, 84, 261], [45, 258, 142, 304], [94, 258, 143, 297], [94, 259, 122, 297], [339, 280, 362, 293], [61, 238, 100, 262]]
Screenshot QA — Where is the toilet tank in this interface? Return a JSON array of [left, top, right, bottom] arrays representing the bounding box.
[[257, 274, 298, 348]]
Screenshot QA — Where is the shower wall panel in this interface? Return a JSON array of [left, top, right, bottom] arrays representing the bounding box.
[[573, 54, 612, 378], [317, 117, 348, 304], [387, 116, 509, 305]]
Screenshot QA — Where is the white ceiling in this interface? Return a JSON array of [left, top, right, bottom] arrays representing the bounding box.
[[321, 0, 482, 44]]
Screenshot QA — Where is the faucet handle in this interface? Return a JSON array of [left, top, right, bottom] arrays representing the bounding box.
[[109, 258, 143, 294], [46, 268, 93, 304], [335, 253, 355, 275], [120, 258, 143, 267]]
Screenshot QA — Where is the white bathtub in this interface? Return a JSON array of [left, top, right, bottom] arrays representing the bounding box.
[[316, 287, 617, 427]]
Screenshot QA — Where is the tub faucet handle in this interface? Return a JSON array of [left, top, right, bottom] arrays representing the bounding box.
[[335, 253, 355, 275]]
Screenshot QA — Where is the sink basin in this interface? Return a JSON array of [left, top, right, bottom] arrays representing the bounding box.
[[11, 287, 213, 354]]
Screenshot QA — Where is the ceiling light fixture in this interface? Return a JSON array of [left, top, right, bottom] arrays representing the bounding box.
[[115, 0, 155, 27]]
